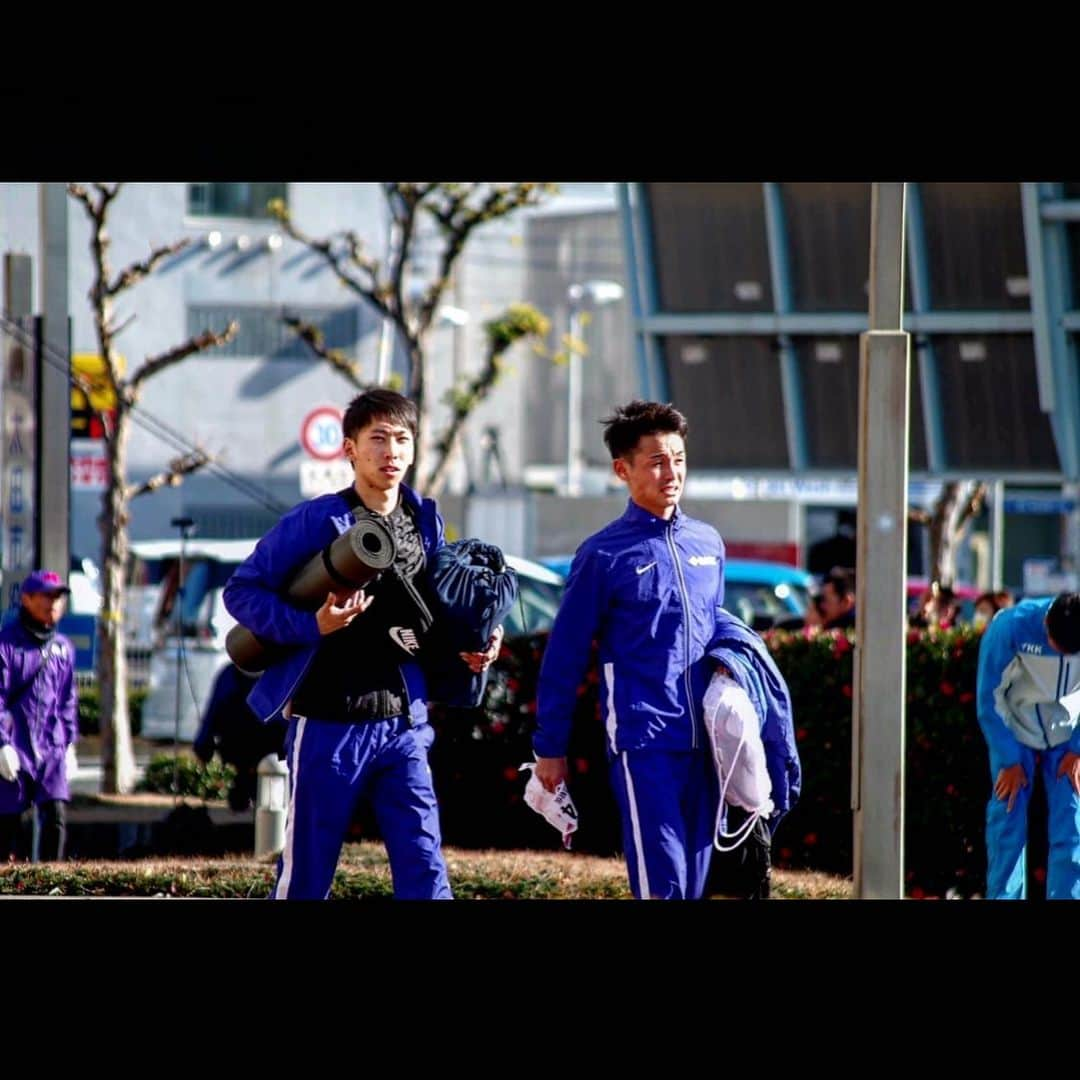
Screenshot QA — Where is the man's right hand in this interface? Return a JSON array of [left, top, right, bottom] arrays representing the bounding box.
[[994, 763, 1028, 813], [535, 755, 568, 794], [315, 590, 373, 636]]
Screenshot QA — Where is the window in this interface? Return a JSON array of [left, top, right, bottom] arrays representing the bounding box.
[[661, 336, 789, 468], [796, 336, 929, 471], [187, 304, 364, 359], [919, 184, 1028, 310], [646, 184, 773, 313], [188, 183, 287, 220], [935, 334, 1058, 470], [781, 183, 874, 312]]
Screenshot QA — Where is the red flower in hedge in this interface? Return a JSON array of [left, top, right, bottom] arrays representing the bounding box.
[[841, 684, 852, 699], [833, 634, 852, 658], [575, 757, 589, 774], [907, 629, 921, 645], [780, 847, 793, 861], [940, 681, 955, 696], [506, 677, 520, 693], [945, 784, 956, 796], [803, 833, 818, 846], [1034, 866, 1047, 884], [959, 691, 974, 704], [796, 727, 808, 741], [910, 887, 926, 899], [503, 766, 519, 783]]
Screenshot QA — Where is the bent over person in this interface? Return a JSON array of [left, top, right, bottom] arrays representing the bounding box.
[[976, 592, 1080, 899]]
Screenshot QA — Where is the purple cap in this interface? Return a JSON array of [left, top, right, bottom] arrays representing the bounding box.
[[22, 570, 71, 596]]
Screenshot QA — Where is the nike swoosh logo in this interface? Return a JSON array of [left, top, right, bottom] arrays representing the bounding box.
[[389, 626, 421, 654], [635, 561, 657, 575]]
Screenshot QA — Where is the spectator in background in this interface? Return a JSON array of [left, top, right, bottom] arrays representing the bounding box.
[[807, 509, 856, 577], [974, 589, 1014, 629], [820, 566, 856, 631], [912, 582, 961, 629], [0, 571, 79, 862], [193, 663, 287, 811]]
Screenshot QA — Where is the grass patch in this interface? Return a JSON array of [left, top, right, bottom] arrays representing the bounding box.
[[0, 843, 852, 899]]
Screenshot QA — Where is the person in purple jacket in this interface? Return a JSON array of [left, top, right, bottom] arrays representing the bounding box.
[[0, 570, 79, 862]]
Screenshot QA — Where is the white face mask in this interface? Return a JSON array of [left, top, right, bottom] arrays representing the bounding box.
[[973, 610, 989, 628]]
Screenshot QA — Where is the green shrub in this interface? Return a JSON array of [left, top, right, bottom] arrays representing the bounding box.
[[137, 752, 236, 801], [765, 624, 988, 897], [78, 686, 148, 737]]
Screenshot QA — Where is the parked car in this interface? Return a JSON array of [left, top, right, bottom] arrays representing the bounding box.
[[133, 538, 257, 741], [539, 554, 813, 631], [139, 545, 567, 742]]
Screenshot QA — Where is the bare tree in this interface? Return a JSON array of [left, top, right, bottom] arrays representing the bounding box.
[[271, 182, 556, 491], [68, 183, 237, 793], [909, 480, 988, 587], [284, 302, 550, 498]]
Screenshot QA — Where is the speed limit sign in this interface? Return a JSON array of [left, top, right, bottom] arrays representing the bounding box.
[[300, 406, 345, 461]]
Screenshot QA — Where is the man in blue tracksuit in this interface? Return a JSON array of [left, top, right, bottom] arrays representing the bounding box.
[[224, 389, 501, 900], [976, 592, 1080, 899], [533, 401, 726, 899]]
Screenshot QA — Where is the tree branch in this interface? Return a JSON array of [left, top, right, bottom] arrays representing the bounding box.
[[127, 322, 238, 398], [424, 303, 550, 496], [67, 183, 93, 214], [268, 198, 388, 318], [126, 450, 210, 500], [958, 481, 988, 527], [284, 316, 366, 388], [108, 239, 191, 297]]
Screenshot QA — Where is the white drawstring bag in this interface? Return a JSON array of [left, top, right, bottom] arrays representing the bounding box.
[[519, 762, 579, 849], [702, 670, 774, 852]]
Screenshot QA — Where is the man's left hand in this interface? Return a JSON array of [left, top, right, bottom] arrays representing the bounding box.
[[459, 625, 505, 674], [1058, 750, 1080, 796]]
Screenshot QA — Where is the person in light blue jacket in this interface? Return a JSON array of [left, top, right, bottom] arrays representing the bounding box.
[[976, 593, 1080, 899], [533, 401, 726, 899]]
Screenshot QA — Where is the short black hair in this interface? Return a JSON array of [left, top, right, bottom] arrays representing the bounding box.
[[1046, 592, 1080, 654], [824, 566, 856, 600], [601, 400, 688, 460], [342, 389, 418, 441]]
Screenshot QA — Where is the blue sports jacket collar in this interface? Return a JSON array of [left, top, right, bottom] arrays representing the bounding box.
[[621, 498, 685, 530]]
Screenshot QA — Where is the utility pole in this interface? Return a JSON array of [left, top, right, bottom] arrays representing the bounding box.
[[853, 183, 911, 899], [38, 183, 70, 578]]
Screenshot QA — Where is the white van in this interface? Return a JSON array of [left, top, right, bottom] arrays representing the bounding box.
[[131, 538, 258, 741]]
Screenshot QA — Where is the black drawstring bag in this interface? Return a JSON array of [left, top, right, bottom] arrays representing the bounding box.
[[421, 540, 519, 708]]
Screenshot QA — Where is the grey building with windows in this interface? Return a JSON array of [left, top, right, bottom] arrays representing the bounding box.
[[615, 183, 1080, 589]]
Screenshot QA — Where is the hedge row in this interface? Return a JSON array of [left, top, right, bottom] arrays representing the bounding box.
[[428, 624, 998, 898]]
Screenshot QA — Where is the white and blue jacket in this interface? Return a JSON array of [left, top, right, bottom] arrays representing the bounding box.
[[976, 596, 1080, 766], [223, 483, 443, 726], [533, 500, 726, 758]]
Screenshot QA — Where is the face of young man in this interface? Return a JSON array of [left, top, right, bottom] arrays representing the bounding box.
[[344, 417, 416, 498], [820, 582, 852, 624], [613, 432, 686, 520], [22, 590, 68, 627]]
